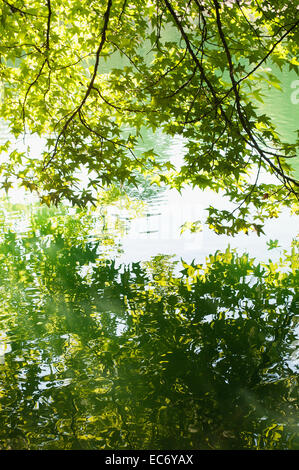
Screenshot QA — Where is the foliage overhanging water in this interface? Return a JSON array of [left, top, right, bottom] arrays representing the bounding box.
[[0, 13, 298, 449]]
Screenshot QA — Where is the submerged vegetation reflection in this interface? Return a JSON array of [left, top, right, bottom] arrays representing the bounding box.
[[0, 202, 298, 450]]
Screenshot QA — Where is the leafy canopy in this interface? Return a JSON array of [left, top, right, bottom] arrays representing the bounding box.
[[0, 0, 298, 234]]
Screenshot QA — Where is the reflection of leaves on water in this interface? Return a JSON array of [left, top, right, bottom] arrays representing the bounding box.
[[0, 204, 298, 449], [0, 330, 11, 364], [93, 378, 114, 395]]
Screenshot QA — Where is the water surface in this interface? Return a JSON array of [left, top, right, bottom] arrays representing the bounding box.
[[0, 202, 298, 450]]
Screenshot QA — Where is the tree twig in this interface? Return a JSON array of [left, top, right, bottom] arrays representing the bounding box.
[[43, 0, 113, 170]]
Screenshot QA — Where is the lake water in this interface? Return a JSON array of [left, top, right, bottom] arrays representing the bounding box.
[[0, 55, 298, 450]]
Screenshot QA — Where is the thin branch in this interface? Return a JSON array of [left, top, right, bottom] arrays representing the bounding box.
[[43, 0, 113, 170], [230, 157, 262, 217], [237, 20, 299, 86], [139, 48, 188, 92], [91, 85, 153, 114], [183, 14, 299, 128], [108, 40, 144, 73], [156, 65, 198, 99], [212, 0, 299, 190], [117, 0, 128, 24], [2, 0, 47, 17], [45, 0, 52, 51], [55, 52, 94, 71], [163, 0, 222, 110], [78, 109, 143, 165], [22, 59, 47, 123], [235, 0, 265, 41]]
